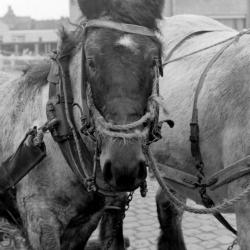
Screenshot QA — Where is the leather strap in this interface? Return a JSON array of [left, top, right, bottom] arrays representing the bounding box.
[[208, 155, 250, 191], [84, 19, 156, 37], [159, 155, 250, 191], [158, 163, 198, 190], [81, 47, 91, 126]]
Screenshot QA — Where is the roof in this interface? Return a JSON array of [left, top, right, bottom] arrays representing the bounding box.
[[0, 6, 68, 30]]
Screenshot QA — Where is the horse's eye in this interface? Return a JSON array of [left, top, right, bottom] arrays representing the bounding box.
[[87, 58, 96, 72]]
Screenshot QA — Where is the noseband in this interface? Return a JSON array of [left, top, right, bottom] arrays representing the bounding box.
[[46, 19, 168, 195]]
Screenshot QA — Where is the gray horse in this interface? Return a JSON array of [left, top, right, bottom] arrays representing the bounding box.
[[0, 0, 165, 249], [154, 14, 250, 250]]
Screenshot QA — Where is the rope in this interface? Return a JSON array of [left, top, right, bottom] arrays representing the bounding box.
[[163, 29, 250, 66], [94, 110, 152, 131], [148, 149, 250, 214], [97, 126, 149, 140]]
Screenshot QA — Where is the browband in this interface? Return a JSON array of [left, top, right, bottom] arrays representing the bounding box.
[[83, 19, 156, 37]]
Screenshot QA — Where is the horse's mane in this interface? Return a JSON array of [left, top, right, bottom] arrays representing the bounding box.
[[78, 0, 164, 31], [22, 60, 51, 88]]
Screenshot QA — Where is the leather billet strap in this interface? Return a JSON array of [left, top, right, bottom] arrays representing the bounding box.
[[84, 19, 156, 37]]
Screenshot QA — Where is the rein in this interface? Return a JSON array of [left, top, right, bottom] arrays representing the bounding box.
[[163, 29, 237, 66]]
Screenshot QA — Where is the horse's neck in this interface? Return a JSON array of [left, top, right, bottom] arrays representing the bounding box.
[[0, 76, 48, 160], [69, 50, 84, 124]]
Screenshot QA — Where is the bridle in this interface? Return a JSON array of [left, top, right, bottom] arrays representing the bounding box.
[[46, 19, 169, 196], [80, 19, 164, 141]]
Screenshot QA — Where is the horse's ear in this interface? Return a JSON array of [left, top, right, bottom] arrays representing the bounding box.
[[77, 0, 109, 19], [137, 0, 165, 19]]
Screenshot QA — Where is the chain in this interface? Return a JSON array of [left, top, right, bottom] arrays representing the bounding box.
[[227, 239, 238, 250], [125, 192, 134, 211], [105, 192, 134, 250]]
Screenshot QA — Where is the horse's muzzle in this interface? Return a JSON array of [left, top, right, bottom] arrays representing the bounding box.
[[100, 141, 147, 191]]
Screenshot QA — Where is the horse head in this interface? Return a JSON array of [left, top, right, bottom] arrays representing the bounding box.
[[77, 0, 164, 192]]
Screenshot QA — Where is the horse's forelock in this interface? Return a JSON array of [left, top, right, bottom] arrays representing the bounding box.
[[57, 26, 84, 57]]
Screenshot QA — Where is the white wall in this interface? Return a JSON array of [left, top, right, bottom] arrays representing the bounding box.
[[69, 0, 82, 23], [164, 0, 247, 16], [0, 21, 9, 36]]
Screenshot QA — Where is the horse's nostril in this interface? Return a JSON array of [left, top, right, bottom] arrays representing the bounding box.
[[138, 160, 147, 179], [103, 160, 113, 182]]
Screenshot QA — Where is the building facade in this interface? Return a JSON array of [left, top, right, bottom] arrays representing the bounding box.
[[0, 6, 67, 56], [1, 29, 58, 56]]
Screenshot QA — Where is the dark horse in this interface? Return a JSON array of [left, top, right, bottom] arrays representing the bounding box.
[[0, 0, 165, 249]]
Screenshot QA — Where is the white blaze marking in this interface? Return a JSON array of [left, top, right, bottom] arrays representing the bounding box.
[[116, 35, 138, 53]]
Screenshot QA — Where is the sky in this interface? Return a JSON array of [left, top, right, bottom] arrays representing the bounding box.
[[0, 0, 69, 20]]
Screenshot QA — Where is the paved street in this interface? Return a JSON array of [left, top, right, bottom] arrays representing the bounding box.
[[122, 180, 239, 250]]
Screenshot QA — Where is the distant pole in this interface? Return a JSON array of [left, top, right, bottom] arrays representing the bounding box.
[[247, 0, 250, 28], [165, 0, 174, 16], [169, 0, 174, 16]]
